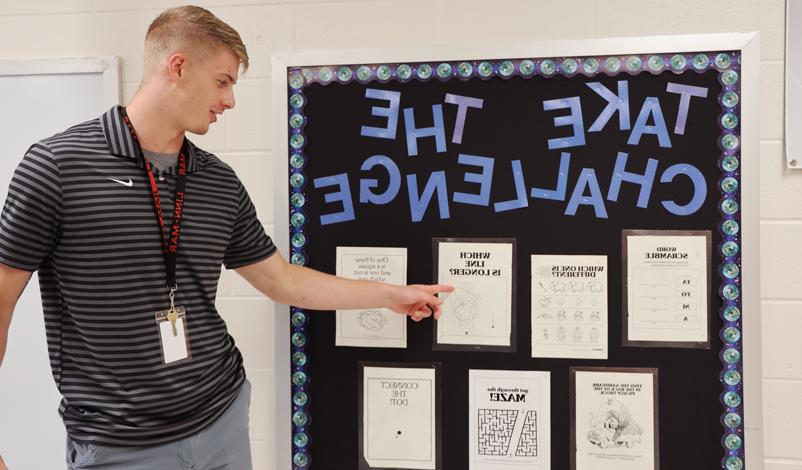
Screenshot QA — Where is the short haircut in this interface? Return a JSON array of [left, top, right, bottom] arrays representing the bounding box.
[[144, 5, 248, 78]]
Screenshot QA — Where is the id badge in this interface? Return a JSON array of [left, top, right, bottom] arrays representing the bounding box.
[[155, 306, 191, 364]]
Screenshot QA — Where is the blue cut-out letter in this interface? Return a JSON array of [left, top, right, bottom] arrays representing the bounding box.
[[444, 93, 484, 144], [313, 173, 355, 225], [544, 97, 586, 150], [607, 152, 658, 208], [453, 154, 494, 206], [587, 81, 631, 132], [494, 160, 529, 212], [359, 155, 401, 205], [566, 169, 608, 219], [360, 89, 401, 139], [628, 97, 672, 148], [404, 105, 447, 157], [660, 164, 707, 216], [666, 83, 709, 135], [531, 152, 571, 201], [407, 171, 450, 222]]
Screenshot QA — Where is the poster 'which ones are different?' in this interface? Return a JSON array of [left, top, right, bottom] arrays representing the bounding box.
[[531, 255, 608, 360]]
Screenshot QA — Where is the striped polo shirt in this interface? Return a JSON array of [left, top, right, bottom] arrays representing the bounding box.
[[0, 106, 275, 446]]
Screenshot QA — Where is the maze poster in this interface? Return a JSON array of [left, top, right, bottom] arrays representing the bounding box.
[[469, 370, 550, 470]]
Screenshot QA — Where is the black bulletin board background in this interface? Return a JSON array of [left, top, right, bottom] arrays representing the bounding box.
[[298, 65, 725, 469]]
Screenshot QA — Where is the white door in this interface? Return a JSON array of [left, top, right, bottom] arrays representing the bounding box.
[[0, 59, 118, 470]]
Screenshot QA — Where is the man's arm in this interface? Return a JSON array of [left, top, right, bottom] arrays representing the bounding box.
[[0, 263, 32, 367], [235, 252, 453, 321]]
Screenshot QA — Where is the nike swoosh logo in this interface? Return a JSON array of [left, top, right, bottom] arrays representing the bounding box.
[[108, 177, 133, 187]]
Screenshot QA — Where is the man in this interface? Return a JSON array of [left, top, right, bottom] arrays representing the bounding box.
[[0, 6, 451, 469]]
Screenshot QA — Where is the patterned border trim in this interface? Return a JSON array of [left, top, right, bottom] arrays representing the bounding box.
[[286, 51, 743, 470]]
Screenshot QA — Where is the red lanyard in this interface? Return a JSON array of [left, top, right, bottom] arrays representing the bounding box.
[[122, 111, 188, 290]]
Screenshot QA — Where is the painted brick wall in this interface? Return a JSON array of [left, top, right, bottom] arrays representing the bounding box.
[[0, 0, 796, 468]]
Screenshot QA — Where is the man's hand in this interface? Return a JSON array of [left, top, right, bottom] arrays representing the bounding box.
[[386, 284, 454, 322], [1, 454, 9, 470], [236, 254, 454, 320]]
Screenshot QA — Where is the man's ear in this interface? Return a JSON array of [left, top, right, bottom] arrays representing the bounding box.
[[167, 53, 187, 82]]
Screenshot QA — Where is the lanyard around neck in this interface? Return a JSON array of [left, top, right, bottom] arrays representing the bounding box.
[[121, 110, 188, 291]]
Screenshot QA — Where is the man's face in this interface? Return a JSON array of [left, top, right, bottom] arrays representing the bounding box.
[[177, 47, 239, 135]]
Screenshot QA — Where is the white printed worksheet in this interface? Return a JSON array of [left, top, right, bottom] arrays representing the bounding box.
[[531, 255, 608, 359], [469, 369, 551, 470], [336, 246, 407, 348], [361, 365, 438, 469], [435, 239, 515, 350], [571, 368, 658, 470], [624, 231, 711, 346]]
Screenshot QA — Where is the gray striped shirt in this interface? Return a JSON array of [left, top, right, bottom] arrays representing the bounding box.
[[0, 106, 275, 446]]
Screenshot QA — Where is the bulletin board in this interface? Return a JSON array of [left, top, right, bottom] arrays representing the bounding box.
[[271, 33, 761, 470]]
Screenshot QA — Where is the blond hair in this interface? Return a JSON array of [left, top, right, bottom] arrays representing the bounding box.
[[143, 5, 248, 78]]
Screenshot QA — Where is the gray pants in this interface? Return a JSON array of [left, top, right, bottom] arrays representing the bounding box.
[[65, 380, 252, 470]]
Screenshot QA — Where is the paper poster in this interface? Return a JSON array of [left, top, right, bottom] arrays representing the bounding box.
[[469, 370, 551, 470], [571, 368, 659, 470], [361, 365, 438, 469], [336, 247, 407, 348], [624, 231, 711, 347], [531, 255, 608, 359], [435, 239, 515, 350]]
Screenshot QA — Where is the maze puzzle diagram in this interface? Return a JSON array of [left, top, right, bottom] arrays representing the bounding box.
[[478, 409, 538, 457]]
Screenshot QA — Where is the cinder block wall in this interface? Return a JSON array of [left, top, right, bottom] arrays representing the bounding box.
[[0, 1, 796, 468]]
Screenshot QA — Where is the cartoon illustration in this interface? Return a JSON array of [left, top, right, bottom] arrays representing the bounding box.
[[587, 281, 604, 294], [556, 326, 566, 342], [586, 399, 643, 449], [568, 281, 585, 293], [358, 310, 387, 332], [572, 327, 583, 343], [550, 280, 566, 293], [449, 283, 481, 333], [590, 327, 600, 344]]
